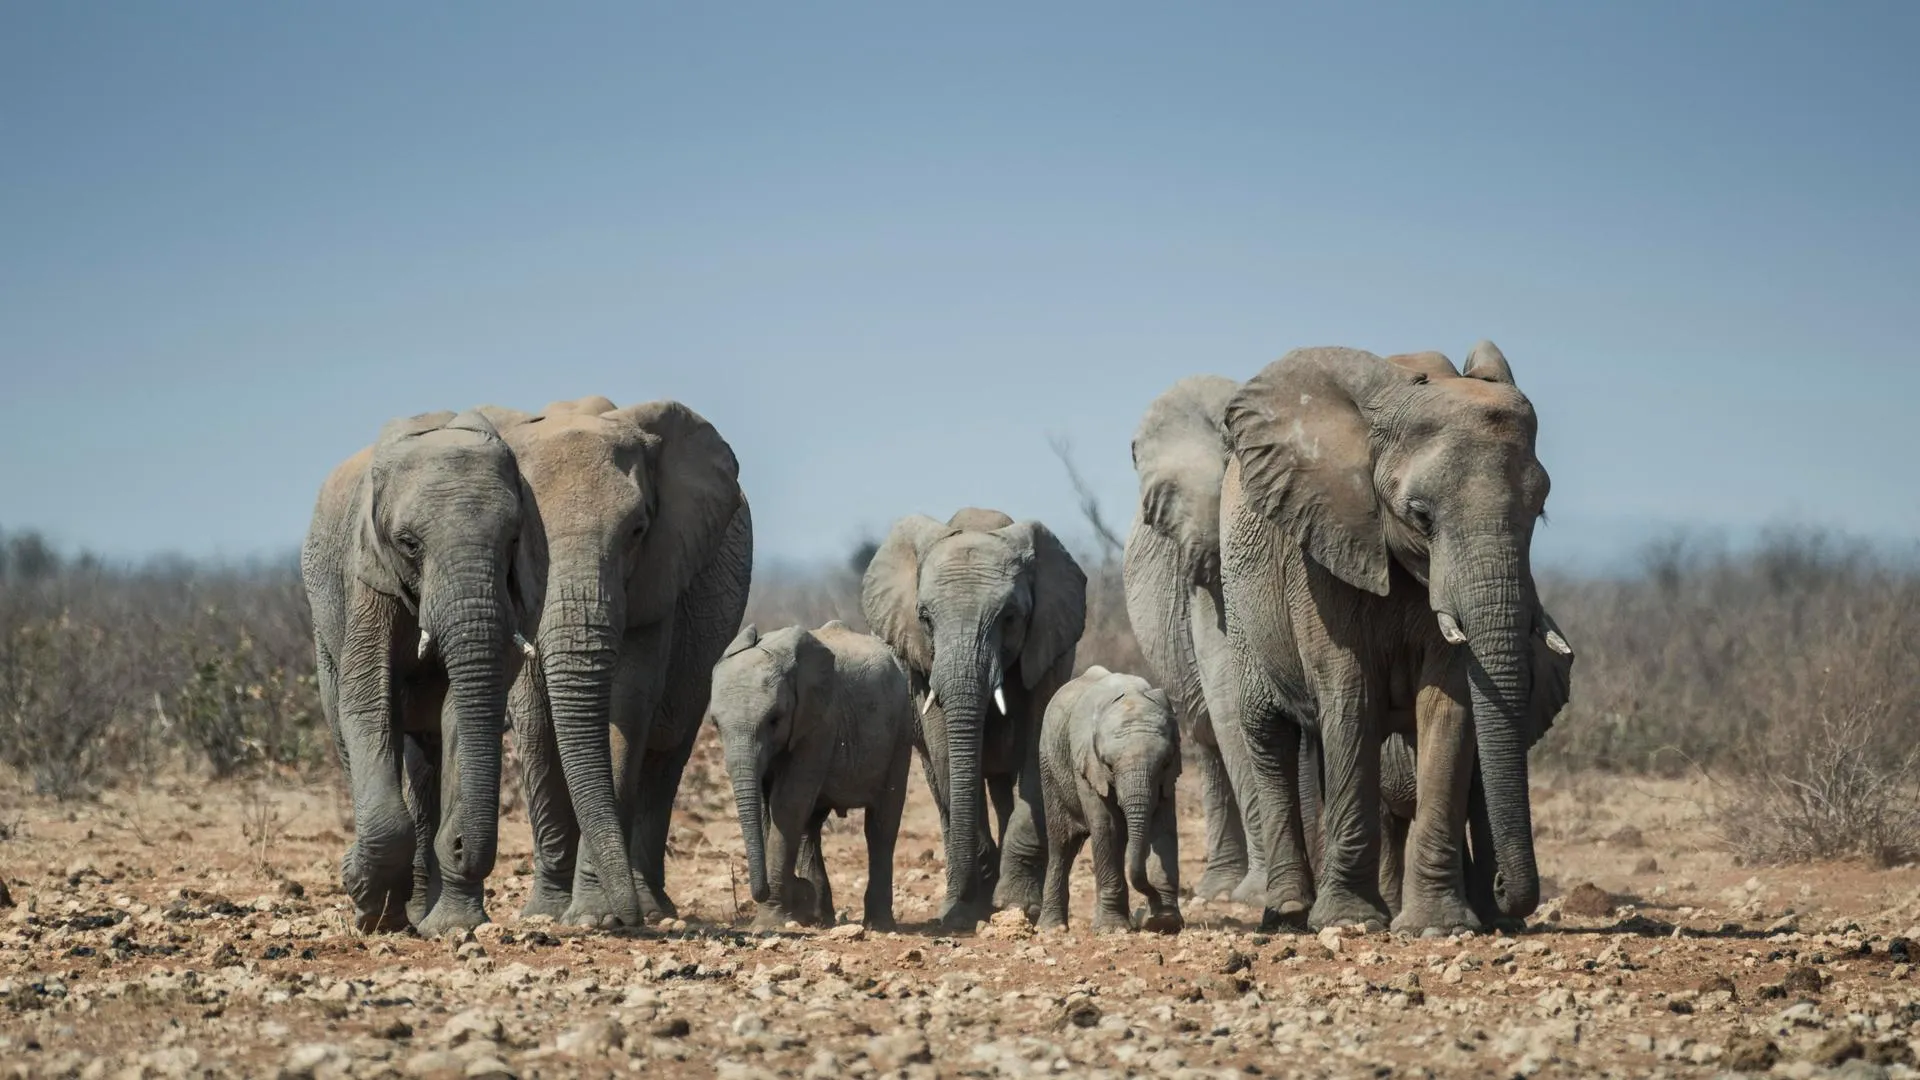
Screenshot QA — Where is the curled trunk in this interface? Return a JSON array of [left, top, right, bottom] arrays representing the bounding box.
[[539, 584, 643, 926], [433, 578, 511, 884], [1461, 559, 1541, 920], [1120, 771, 1156, 896], [930, 647, 994, 922]]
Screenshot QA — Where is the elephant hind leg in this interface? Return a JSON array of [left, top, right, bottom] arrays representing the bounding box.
[[1190, 719, 1249, 901], [402, 734, 437, 929]]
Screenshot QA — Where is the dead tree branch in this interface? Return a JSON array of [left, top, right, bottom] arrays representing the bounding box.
[[1048, 434, 1125, 563]]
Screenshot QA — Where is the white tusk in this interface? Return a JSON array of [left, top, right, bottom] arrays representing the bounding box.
[[921, 690, 935, 717], [417, 629, 433, 660], [514, 632, 538, 661], [1544, 629, 1572, 656], [993, 685, 1007, 715], [1436, 612, 1467, 646]]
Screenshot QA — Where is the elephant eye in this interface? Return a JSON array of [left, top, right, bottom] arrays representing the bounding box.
[[394, 532, 423, 559], [917, 604, 932, 628], [1405, 498, 1433, 534]]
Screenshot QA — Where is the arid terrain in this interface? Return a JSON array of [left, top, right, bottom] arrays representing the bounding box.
[[5, 729, 1919, 1080]]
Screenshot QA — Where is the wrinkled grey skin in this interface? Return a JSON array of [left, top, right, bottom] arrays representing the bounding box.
[[302, 410, 525, 936], [862, 509, 1086, 931], [480, 397, 751, 929], [1373, 605, 1572, 927], [1037, 666, 1183, 934], [1221, 344, 1559, 934], [1122, 374, 1268, 904], [709, 621, 914, 930]]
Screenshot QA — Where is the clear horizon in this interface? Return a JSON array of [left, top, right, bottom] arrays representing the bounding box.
[[4, 3, 1916, 572]]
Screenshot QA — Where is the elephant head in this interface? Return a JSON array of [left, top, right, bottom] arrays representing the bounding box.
[[339, 409, 524, 914], [862, 509, 1086, 925], [1132, 374, 1239, 588], [1225, 342, 1553, 919], [1075, 670, 1181, 898], [498, 396, 743, 927], [707, 624, 836, 904]]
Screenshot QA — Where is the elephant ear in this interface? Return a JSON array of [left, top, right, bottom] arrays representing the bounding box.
[[1461, 340, 1515, 385], [1001, 521, 1087, 690], [723, 623, 759, 660], [1132, 375, 1237, 550], [792, 629, 838, 738], [860, 515, 952, 676], [613, 400, 744, 625], [1527, 603, 1574, 747], [352, 410, 459, 601], [1385, 351, 1460, 381], [473, 405, 534, 431], [1224, 347, 1411, 597]]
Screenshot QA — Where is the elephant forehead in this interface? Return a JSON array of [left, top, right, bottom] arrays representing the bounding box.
[[924, 533, 1020, 577]]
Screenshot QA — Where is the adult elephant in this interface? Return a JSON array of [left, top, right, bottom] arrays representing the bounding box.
[[1122, 375, 1267, 903], [863, 509, 1086, 929], [484, 396, 751, 929], [302, 410, 526, 936], [1220, 342, 1557, 934]]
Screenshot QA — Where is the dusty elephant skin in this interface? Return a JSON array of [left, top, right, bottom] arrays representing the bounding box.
[[1220, 342, 1567, 936], [479, 397, 753, 930], [862, 508, 1087, 931], [707, 620, 915, 930], [301, 409, 526, 937], [1037, 666, 1184, 934], [1123, 373, 1268, 906]]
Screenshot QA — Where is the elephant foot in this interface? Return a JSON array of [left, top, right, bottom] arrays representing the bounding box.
[[520, 881, 573, 921], [938, 898, 988, 932], [1194, 860, 1250, 902], [417, 887, 489, 939], [863, 913, 897, 934], [1391, 892, 1484, 937], [992, 875, 1041, 920], [750, 905, 796, 931], [1137, 909, 1184, 935], [639, 886, 678, 925], [343, 856, 413, 935], [1259, 901, 1310, 933], [1231, 868, 1267, 905], [1308, 885, 1392, 932], [1091, 909, 1133, 935], [1035, 911, 1068, 933]]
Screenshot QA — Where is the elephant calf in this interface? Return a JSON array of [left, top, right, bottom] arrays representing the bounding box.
[[709, 621, 914, 930], [1037, 666, 1183, 934]]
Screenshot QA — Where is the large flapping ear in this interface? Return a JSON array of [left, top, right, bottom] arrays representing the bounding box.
[[860, 515, 952, 676], [1527, 602, 1574, 747], [1224, 347, 1411, 597], [1385, 351, 1461, 381], [1132, 374, 1237, 548], [612, 400, 744, 624], [722, 623, 759, 660], [999, 520, 1087, 690], [353, 411, 458, 600], [1461, 340, 1515, 385]]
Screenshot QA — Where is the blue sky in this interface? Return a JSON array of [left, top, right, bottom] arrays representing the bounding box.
[[3, 2, 1916, 571]]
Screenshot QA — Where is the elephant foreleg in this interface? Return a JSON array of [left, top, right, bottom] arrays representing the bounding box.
[[1301, 664, 1391, 931], [402, 734, 438, 929], [514, 670, 579, 921], [1140, 795, 1184, 934], [1390, 672, 1479, 935], [1242, 698, 1314, 930]]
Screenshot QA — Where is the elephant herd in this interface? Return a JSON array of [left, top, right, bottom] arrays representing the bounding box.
[[302, 341, 1572, 940]]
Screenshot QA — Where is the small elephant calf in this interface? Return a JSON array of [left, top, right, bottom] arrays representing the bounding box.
[[1038, 666, 1183, 933], [708, 621, 914, 930]]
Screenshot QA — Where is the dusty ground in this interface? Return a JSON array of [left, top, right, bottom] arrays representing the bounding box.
[[4, 734, 1920, 1079]]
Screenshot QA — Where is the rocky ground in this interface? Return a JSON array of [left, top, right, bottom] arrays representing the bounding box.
[[5, 734, 1920, 1080]]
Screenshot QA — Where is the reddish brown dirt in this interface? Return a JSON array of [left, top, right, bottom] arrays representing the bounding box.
[[4, 737, 1920, 1079]]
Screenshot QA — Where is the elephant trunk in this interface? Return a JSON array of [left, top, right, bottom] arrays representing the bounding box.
[[929, 644, 999, 924], [1456, 548, 1541, 920], [1119, 767, 1157, 897], [427, 560, 512, 885], [539, 578, 643, 927], [724, 737, 770, 904]]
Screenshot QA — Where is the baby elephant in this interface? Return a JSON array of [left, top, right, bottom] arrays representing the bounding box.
[[709, 621, 914, 930], [1038, 666, 1183, 933]]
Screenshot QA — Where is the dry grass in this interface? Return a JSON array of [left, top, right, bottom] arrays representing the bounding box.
[[5, 523, 1917, 869]]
